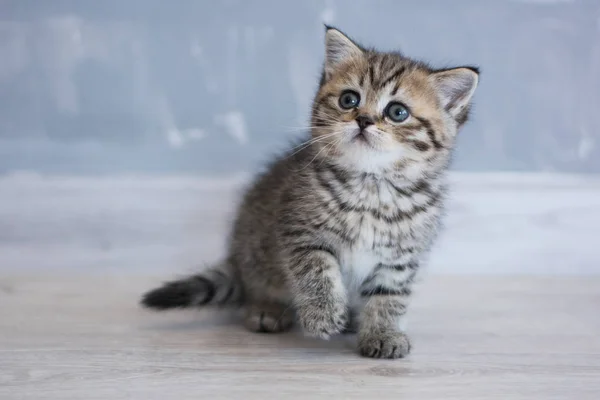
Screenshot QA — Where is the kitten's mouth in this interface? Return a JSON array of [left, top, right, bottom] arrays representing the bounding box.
[[354, 132, 367, 141], [352, 131, 375, 149]]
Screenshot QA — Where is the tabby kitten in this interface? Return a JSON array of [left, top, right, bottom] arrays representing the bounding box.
[[141, 27, 479, 359]]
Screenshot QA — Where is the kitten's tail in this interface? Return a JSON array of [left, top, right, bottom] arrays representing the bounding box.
[[140, 261, 242, 310]]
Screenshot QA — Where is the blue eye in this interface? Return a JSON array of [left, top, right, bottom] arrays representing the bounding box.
[[385, 102, 410, 123], [339, 90, 360, 109]]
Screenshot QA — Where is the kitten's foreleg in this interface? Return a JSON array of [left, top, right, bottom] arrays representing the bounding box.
[[286, 247, 348, 339], [357, 264, 416, 358]]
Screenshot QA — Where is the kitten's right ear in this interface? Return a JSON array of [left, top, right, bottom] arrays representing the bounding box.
[[324, 26, 363, 79]]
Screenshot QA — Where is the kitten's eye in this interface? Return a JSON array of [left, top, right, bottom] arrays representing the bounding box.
[[385, 102, 410, 123], [338, 90, 360, 110]]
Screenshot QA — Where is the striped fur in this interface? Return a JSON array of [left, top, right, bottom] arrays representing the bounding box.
[[140, 27, 479, 359], [141, 264, 242, 309]]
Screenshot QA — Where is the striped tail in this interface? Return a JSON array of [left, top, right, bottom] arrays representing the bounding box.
[[140, 262, 242, 310]]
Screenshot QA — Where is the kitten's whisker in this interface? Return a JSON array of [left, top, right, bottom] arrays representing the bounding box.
[[281, 107, 341, 133], [316, 142, 337, 168], [281, 125, 334, 133], [298, 146, 329, 171], [284, 139, 328, 160], [319, 132, 344, 166], [284, 131, 342, 159], [287, 135, 332, 152], [297, 131, 343, 171]]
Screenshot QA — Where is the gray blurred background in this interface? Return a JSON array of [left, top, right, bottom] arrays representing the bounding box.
[[1, 0, 600, 275], [2, 0, 600, 176]]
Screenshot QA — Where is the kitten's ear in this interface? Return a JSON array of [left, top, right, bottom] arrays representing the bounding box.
[[324, 26, 363, 78], [429, 67, 479, 118]]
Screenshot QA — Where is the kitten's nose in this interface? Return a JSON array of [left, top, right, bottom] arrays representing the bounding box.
[[356, 115, 375, 131]]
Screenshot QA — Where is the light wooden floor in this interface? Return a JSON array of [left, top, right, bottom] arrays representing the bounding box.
[[1, 274, 599, 399]]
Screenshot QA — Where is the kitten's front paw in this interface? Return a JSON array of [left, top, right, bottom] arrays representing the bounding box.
[[358, 331, 411, 359], [298, 302, 348, 339]]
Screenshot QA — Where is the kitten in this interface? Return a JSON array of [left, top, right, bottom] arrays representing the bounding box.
[[141, 26, 479, 359]]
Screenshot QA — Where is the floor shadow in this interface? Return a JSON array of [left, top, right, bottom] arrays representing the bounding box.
[[138, 308, 359, 357]]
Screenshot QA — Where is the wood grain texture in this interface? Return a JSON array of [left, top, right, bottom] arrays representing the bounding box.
[[1, 274, 599, 399]]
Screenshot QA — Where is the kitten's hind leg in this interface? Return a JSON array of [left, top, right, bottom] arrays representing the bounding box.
[[243, 302, 295, 333]]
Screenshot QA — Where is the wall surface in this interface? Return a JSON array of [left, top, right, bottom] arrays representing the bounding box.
[[1, 0, 600, 175]]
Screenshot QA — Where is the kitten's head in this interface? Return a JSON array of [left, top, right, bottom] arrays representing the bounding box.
[[311, 27, 479, 178]]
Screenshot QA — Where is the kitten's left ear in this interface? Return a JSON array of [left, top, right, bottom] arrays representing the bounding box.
[[324, 26, 363, 79], [429, 67, 479, 118]]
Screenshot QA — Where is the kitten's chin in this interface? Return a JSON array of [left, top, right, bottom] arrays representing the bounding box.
[[333, 145, 403, 174]]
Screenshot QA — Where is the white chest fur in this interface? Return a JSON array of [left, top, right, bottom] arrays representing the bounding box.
[[330, 176, 440, 290], [339, 245, 382, 288], [338, 242, 417, 311]]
